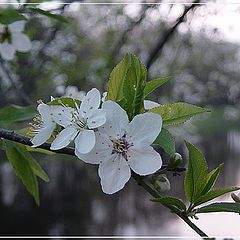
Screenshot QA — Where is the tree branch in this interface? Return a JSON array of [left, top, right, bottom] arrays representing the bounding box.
[[0, 127, 207, 238], [146, 0, 201, 70]]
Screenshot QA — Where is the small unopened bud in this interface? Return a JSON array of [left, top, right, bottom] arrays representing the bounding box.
[[153, 174, 171, 192], [169, 152, 183, 169], [231, 193, 240, 203], [37, 99, 43, 104]]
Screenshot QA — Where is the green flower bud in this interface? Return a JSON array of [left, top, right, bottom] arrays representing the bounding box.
[[169, 152, 183, 169], [153, 174, 171, 192]]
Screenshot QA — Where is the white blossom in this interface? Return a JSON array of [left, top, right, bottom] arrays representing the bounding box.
[[0, 21, 31, 61], [50, 88, 106, 154], [76, 100, 162, 194]]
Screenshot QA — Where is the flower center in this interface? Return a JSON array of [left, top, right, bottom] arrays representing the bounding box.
[[0, 27, 11, 44], [112, 135, 133, 159], [71, 111, 87, 130]]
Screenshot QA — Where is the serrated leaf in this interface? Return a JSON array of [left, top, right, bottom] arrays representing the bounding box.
[[149, 102, 210, 127], [107, 54, 130, 103], [184, 142, 208, 203], [29, 8, 69, 23], [0, 9, 26, 24], [154, 128, 175, 156], [194, 187, 240, 206], [0, 105, 36, 122], [197, 202, 240, 214], [122, 54, 146, 117], [200, 163, 224, 196], [144, 76, 171, 97], [6, 145, 39, 205], [152, 196, 186, 211], [48, 97, 80, 108]]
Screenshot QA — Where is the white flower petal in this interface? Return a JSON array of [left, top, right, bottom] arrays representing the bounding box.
[[37, 103, 53, 125], [8, 20, 25, 33], [99, 101, 129, 139], [51, 106, 73, 127], [0, 24, 5, 32], [0, 42, 15, 60], [87, 109, 106, 129], [128, 146, 162, 175], [80, 88, 101, 116], [50, 126, 78, 150], [75, 132, 112, 164], [12, 32, 31, 52], [31, 124, 55, 147], [75, 129, 96, 154], [127, 112, 162, 147], [144, 100, 160, 110], [98, 154, 131, 194]]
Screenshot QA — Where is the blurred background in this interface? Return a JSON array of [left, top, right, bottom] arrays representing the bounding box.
[[0, 0, 240, 237]]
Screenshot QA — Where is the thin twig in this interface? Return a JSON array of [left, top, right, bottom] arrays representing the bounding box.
[[146, 0, 201, 70]]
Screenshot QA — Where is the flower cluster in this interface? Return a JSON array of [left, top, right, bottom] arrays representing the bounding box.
[[31, 88, 163, 194], [0, 21, 31, 60]]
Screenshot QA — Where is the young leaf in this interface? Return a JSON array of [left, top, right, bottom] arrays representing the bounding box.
[[152, 196, 186, 211], [149, 102, 210, 127], [107, 54, 130, 103], [16, 144, 49, 182], [197, 202, 240, 214], [29, 8, 69, 23], [0, 105, 36, 122], [184, 142, 208, 203], [154, 128, 176, 157], [144, 76, 171, 97], [200, 163, 224, 196], [194, 187, 240, 206], [122, 54, 146, 117], [48, 97, 80, 108], [6, 145, 40, 205], [0, 9, 26, 24]]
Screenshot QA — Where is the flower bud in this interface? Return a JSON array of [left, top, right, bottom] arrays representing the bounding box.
[[169, 152, 183, 169], [153, 174, 171, 192]]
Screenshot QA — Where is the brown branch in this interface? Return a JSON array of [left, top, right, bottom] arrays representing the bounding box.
[[146, 0, 201, 70]]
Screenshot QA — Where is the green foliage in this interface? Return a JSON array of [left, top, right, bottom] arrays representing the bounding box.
[[0, 8, 26, 25], [48, 97, 80, 108], [154, 128, 176, 156], [152, 196, 186, 211], [144, 76, 171, 97], [197, 202, 240, 214], [0, 105, 36, 122], [29, 8, 69, 23], [149, 102, 210, 127], [194, 187, 240, 206], [5, 141, 49, 205], [184, 142, 208, 203], [107, 53, 146, 118]]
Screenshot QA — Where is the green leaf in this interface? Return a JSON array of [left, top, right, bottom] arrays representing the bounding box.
[[122, 54, 146, 117], [194, 187, 240, 206], [0, 8, 26, 24], [144, 76, 171, 97], [149, 102, 210, 127], [154, 128, 175, 156], [48, 97, 80, 108], [25, 145, 55, 155], [152, 196, 186, 211], [29, 8, 69, 23], [200, 163, 224, 196], [0, 105, 36, 122], [184, 142, 208, 203], [107, 54, 130, 103], [16, 144, 49, 182], [197, 202, 240, 214], [6, 144, 40, 205]]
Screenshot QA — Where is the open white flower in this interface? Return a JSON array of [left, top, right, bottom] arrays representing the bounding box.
[[50, 88, 106, 154], [31, 103, 72, 147], [76, 100, 162, 194], [0, 21, 31, 61]]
